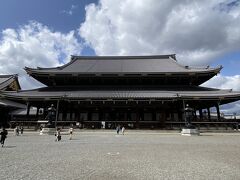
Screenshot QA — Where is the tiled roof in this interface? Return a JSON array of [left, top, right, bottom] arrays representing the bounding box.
[[25, 55, 221, 74]]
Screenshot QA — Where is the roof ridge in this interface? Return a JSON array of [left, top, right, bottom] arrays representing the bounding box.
[[71, 54, 176, 60]]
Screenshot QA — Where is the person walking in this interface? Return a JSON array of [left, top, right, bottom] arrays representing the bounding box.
[[55, 128, 61, 141], [121, 126, 125, 135], [14, 127, 17, 136], [16, 126, 19, 136], [14, 126, 19, 136], [116, 125, 120, 134], [0, 128, 8, 147], [20, 126, 24, 136], [69, 126, 73, 140]]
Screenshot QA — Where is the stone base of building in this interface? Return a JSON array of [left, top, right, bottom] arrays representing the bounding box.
[[40, 128, 56, 135], [181, 128, 200, 136]]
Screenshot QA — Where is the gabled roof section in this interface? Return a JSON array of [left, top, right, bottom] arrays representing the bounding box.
[[24, 54, 222, 75], [1, 86, 240, 103], [0, 74, 21, 91]]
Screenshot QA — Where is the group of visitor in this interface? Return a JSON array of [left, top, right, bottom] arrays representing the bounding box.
[[1, 123, 127, 147], [116, 125, 125, 135], [55, 126, 74, 142], [14, 126, 24, 136]]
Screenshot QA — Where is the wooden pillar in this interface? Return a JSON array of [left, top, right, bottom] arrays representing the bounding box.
[[88, 111, 92, 121], [127, 109, 131, 121], [76, 101, 80, 122], [43, 102, 47, 119], [193, 108, 197, 120], [177, 110, 182, 122], [152, 108, 156, 121], [55, 100, 60, 128], [182, 100, 186, 126], [36, 106, 40, 119], [199, 109, 203, 121], [62, 101, 67, 121], [216, 103, 220, 121], [26, 102, 30, 120], [161, 110, 166, 129], [99, 108, 102, 122], [207, 107, 211, 121], [136, 108, 141, 129], [69, 102, 73, 121], [75, 109, 79, 122]]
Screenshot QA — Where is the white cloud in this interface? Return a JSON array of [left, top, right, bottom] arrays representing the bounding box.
[[220, 101, 240, 114], [203, 74, 240, 90], [79, 0, 240, 66], [0, 21, 82, 89], [202, 74, 240, 114]]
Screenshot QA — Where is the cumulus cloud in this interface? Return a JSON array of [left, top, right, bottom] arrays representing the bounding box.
[[0, 21, 82, 89], [203, 74, 240, 90], [202, 74, 240, 114], [79, 0, 240, 66]]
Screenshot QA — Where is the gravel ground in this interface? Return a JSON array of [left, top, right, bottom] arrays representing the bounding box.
[[0, 131, 240, 180]]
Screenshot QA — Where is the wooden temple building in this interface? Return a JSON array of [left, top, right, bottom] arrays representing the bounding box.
[[0, 75, 24, 127], [1, 54, 240, 129]]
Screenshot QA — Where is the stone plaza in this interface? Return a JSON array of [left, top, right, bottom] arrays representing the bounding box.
[[1, 131, 240, 180]]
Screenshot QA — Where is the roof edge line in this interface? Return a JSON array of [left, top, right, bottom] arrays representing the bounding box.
[[71, 54, 176, 60]]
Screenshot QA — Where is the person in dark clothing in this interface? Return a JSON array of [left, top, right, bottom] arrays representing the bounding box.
[[20, 126, 24, 135], [116, 125, 120, 134], [0, 128, 8, 147], [55, 128, 61, 141]]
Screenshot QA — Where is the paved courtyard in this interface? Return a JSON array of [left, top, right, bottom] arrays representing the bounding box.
[[1, 131, 240, 180]]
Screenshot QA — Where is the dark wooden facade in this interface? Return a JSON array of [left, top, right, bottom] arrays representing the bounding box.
[[1, 55, 240, 129]]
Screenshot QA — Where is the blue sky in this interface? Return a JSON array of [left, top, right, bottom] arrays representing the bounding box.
[[0, 0, 96, 55], [0, 0, 240, 113], [0, 0, 94, 32], [212, 51, 240, 75]]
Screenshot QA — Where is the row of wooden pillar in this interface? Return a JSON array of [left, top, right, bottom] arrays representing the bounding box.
[[25, 100, 222, 122]]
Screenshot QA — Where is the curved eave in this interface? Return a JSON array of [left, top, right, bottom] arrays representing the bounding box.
[[0, 92, 177, 101], [3, 94, 240, 102], [2, 88, 240, 103], [24, 66, 221, 86], [0, 92, 61, 102], [181, 94, 240, 101], [24, 66, 222, 76]]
